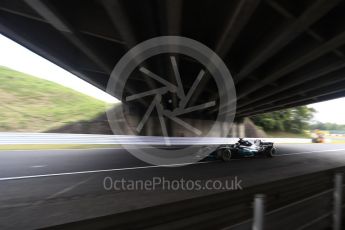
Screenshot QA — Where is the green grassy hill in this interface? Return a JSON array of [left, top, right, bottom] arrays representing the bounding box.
[[0, 66, 108, 132]]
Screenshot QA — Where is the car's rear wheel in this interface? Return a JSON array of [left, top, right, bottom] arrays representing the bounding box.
[[266, 147, 276, 158], [221, 149, 232, 162]]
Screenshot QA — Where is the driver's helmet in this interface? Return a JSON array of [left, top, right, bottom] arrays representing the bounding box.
[[254, 139, 261, 146]]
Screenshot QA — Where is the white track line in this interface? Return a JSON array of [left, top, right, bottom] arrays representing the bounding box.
[[43, 178, 91, 200], [0, 161, 213, 181], [30, 165, 47, 168]]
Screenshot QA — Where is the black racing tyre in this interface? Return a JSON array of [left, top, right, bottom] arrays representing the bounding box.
[[221, 149, 232, 162], [266, 147, 276, 158]]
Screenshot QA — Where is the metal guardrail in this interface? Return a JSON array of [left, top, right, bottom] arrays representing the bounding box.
[[0, 133, 312, 145], [49, 166, 345, 230], [227, 175, 343, 230]]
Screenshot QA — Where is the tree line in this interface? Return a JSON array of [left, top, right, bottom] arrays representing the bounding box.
[[310, 122, 345, 131], [250, 106, 316, 134]]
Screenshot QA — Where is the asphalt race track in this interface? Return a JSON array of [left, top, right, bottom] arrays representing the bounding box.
[[1, 144, 345, 229]]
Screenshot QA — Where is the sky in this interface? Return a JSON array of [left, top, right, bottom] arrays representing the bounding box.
[[308, 98, 345, 124], [0, 34, 344, 124], [0, 34, 119, 103]]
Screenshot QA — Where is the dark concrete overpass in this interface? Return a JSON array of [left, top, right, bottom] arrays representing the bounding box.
[[1, 0, 345, 119]]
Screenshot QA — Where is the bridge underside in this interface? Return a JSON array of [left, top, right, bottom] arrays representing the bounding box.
[[1, 0, 345, 120]]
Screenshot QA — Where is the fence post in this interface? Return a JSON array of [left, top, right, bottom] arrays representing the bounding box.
[[333, 173, 343, 230], [252, 194, 265, 230]]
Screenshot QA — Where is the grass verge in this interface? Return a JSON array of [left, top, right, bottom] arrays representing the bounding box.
[[0, 66, 109, 132]]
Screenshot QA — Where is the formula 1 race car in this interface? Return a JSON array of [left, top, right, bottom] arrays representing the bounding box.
[[212, 138, 276, 161]]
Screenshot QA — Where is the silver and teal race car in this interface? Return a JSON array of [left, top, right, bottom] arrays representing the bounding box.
[[213, 138, 276, 161]]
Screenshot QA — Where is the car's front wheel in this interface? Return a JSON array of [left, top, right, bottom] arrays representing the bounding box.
[[221, 149, 232, 162], [265, 147, 276, 158]]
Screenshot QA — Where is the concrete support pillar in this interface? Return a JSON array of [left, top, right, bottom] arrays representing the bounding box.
[[220, 122, 224, 137], [238, 122, 245, 138], [231, 123, 237, 137], [145, 117, 153, 136]]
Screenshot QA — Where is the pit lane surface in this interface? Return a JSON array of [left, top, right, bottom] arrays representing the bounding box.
[[0, 143, 345, 229]]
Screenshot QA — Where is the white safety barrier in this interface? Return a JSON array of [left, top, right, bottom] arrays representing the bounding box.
[[0, 133, 312, 145]]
